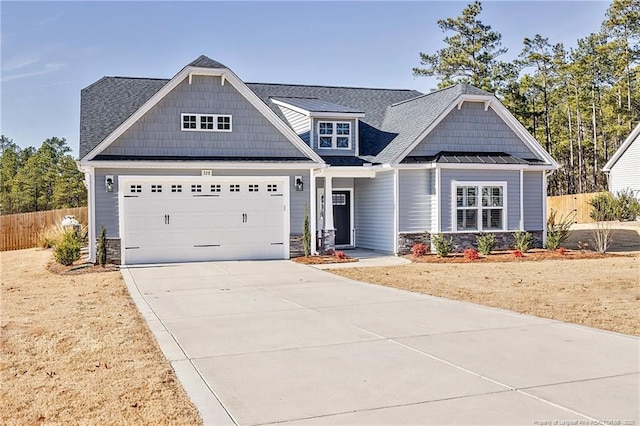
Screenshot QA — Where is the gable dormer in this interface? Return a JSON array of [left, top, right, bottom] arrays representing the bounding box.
[[271, 97, 365, 157]]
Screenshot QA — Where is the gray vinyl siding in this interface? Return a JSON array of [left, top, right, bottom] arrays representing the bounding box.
[[354, 171, 395, 252], [101, 76, 307, 158], [523, 171, 544, 230], [398, 169, 433, 233], [277, 105, 311, 144], [609, 137, 640, 197], [408, 102, 538, 159], [94, 168, 311, 238], [440, 169, 521, 232], [311, 118, 356, 156]]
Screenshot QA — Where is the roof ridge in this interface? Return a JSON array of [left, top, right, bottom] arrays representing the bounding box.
[[247, 82, 421, 92]]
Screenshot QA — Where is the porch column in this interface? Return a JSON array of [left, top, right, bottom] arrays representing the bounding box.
[[321, 176, 336, 252]]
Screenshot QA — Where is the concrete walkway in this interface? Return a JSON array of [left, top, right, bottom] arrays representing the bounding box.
[[121, 260, 639, 426]]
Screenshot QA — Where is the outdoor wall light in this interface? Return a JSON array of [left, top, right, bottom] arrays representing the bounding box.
[[105, 175, 114, 193], [295, 176, 303, 191]]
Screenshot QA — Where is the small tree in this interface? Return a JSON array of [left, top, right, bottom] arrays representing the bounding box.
[[590, 221, 615, 253], [302, 205, 311, 257], [97, 226, 107, 266]]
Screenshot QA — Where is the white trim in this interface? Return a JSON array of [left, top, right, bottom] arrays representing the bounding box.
[[393, 169, 399, 255], [392, 94, 558, 168], [79, 160, 319, 170], [354, 119, 360, 157], [603, 122, 640, 172], [451, 180, 508, 232], [314, 167, 376, 178], [180, 113, 232, 132], [88, 168, 96, 262], [317, 121, 352, 150], [82, 65, 324, 164], [333, 187, 354, 248], [542, 172, 549, 244], [309, 169, 316, 255], [435, 167, 441, 233], [519, 169, 524, 230]]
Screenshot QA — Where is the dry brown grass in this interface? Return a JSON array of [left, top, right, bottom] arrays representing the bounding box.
[[331, 254, 640, 336], [0, 248, 202, 425]]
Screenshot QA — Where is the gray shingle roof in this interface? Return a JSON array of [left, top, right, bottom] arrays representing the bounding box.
[[187, 55, 227, 69], [374, 84, 495, 163], [271, 97, 363, 114]]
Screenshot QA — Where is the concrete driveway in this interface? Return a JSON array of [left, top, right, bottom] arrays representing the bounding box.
[[121, 260, 639, 426]]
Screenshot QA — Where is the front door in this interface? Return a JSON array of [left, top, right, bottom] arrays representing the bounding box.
[[332, 191, 351, 246]]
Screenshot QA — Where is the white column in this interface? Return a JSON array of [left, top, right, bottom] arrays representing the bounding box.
[[309, 169, 317, 254], [324, 176, 334, 230]]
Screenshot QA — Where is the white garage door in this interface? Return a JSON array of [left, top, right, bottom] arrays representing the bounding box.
[[119, 176, 289, 265]]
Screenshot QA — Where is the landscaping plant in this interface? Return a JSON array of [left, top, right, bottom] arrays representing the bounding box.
[[513, 230, 533, 253], [475, 232, 496, 255], [545, 209, 575, 250], [411, 243, 429, 257], [302, 205, 311, 256], [97, 226, 107, 266], [54, 230, 82, 266], [613, 189, 640, 221], [334, 251, 347, 259], [512, 250, 524, 258], [589, 192, 617, 221], [464, 248, 479, 260], [590, 221, 615, 254], [432, 234, 453, 257]]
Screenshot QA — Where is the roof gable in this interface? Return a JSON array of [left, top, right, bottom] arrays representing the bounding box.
[[603, 122, 640, 171]]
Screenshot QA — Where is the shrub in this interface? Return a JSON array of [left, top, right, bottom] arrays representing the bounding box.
[[97, 226, 107, 266], [590, 221, 615, 254], [589, 193, 617, 221], [334, 251, 347, 259], [53, 230, 82, 266], [513, 230, 533, 253], [411, 243, 429, 257], [302, 205, 311, 256], [556, 247, 567, 256], [476, 232, 496, 255], [464, 248, 479, 260], [613, 189, 640, 221], [512, 250, 524, 258], [38, 224, 66, 248], [432, 234, 453, 257], [545, 209, 575, 250]]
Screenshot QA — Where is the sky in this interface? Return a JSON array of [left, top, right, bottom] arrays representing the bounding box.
[[1, 1, 612, 158]]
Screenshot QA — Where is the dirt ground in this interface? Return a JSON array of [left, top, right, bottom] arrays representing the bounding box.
[[332, 254, 640, 336], [0, 248, 202, 425]]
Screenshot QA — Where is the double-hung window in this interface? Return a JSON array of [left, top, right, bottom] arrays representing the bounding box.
[[455, 182, 506, 231], [318, 121, 351, 149], [181, 113, 232, 132]]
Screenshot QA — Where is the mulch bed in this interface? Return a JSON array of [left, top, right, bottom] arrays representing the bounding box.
[[407, 249, 615, 263], [48, 259, 120, 275], [293, 255, 359, 265]]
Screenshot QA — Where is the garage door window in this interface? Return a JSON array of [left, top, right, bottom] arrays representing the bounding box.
[[130, 185, 142, 193], [211, 184, 221, 193], [191, 184, 202, 193], [249, 184, 259, 192], [171, 185, 182, 193], [267, 184, 278, 192], [230, 184, 240, 192]]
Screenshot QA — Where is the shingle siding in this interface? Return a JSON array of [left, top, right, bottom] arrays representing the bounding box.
[[354, 171, 395, 252], [609, 136, 640, 197], [277, 105, 311, 144], [398, 169, 433, 233], [94, 168, 310, 238], [408, 102, 537, 158], [440, 169, 521, 232], [101, 76, 307, 158]]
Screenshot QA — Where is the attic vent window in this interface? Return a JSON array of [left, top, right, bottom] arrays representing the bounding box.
[[181, 113, 232, 132], [318, 121, 351, 149]]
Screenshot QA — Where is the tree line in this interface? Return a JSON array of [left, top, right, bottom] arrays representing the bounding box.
[[0, 135, 87, 215], [414, 0, 639, 195]]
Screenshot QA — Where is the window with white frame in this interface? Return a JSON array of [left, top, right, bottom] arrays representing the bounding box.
[[181, 113, 232, 132], [317, 121, 351, 149], [455, 183, 505, 231]]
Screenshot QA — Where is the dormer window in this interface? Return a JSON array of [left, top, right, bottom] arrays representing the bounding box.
[[318, 121, 351, 149], [181, 113, 232, 132]]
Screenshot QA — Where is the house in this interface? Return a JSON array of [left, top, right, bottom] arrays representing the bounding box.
[[77, 55, 558, 265], [603, 122, 640, 198]]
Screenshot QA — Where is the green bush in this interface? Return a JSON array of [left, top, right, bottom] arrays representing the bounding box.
[[513, 230, 533, 253], [589, 192, 617, 221], [97, 226, 107, 266], [614, 189, 640, 221], [54, 230, 81, 266], [476, 232, 496, 255], [432, 234, 453, 257], [545, 209, 575, 250]]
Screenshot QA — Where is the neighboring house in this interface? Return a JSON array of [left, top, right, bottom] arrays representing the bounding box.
[[78, 55, 558, 265], [603, 122, 640, 198]]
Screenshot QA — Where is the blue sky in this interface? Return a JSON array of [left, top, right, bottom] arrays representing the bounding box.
[[1, 1, 611, 158]]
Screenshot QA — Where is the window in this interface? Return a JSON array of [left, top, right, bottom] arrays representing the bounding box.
[[248, 184, 259, 192], [317, 121, 351, 149], [171, 184, 182, 193], [191, 184, 202, 193], [130, 185, 142, 193], [210, 184, 221, 193], [267, 184, 278, 192], [181, 113, 232, 132], [230, 184, 240, 193], [454, 183, 505, 231], [332, 193, 347, 206], [151, 184, 162, 193]]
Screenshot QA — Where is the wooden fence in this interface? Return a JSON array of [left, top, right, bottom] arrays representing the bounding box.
[[0, 207, 88, 251], [547, 192, 603, 224]]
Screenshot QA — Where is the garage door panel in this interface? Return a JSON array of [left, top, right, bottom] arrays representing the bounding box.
[[121, 177, 289, 265]]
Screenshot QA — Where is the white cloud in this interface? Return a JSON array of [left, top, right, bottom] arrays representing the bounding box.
[[1, 61, 65, 83]]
